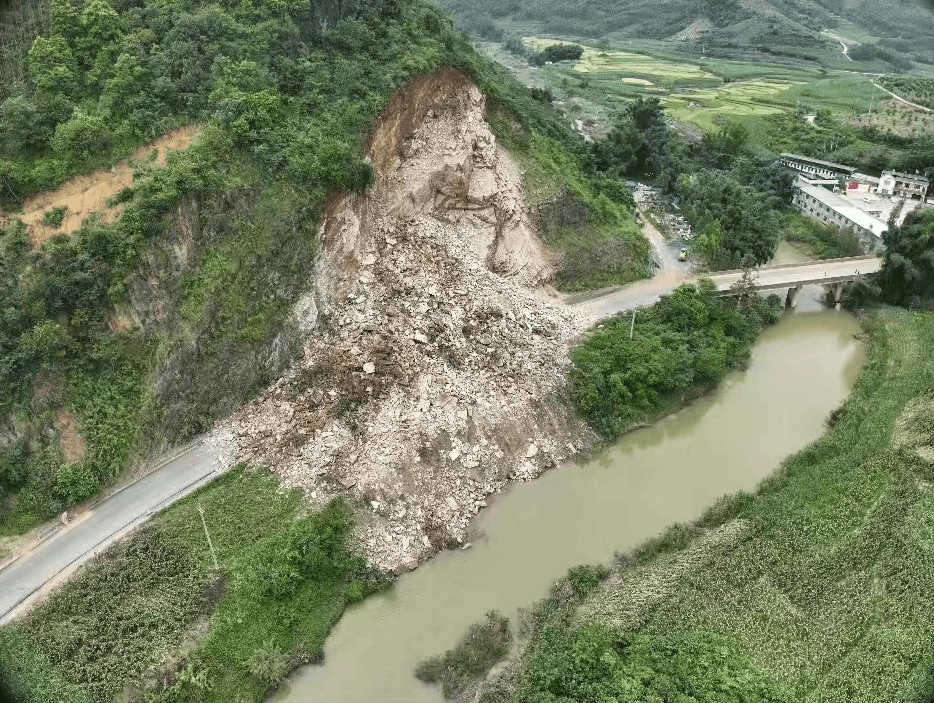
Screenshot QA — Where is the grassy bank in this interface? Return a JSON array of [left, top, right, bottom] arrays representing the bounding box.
[[782, 211, 864, 259], [445, 306, 934, 702], [0, 466, 383, 703]]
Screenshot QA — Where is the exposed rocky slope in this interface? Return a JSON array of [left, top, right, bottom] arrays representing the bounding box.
[[226, 69, 598, 571]]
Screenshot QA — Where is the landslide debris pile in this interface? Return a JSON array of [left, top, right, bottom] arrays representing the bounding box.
[[227, 70, 596, 571]]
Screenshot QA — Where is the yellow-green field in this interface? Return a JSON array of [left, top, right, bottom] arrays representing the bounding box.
[[574, 49, 718, 81], [662, 79, 804, 131], [515, 35, 878, 138], [523, 37, 717, 81], [620, 77, 655, 86]]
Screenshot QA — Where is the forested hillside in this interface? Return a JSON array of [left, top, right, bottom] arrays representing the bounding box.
[[0, 0, 635, 536], [438, 0, 934, 68]]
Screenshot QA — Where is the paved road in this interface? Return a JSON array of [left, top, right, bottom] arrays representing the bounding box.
[[574, 255, 881, 322], [0, 438, 231, 623]]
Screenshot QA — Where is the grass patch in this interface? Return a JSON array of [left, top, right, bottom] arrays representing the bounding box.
[[42, 207, 67, 228], [415, 611, 512, 699], [2, 466, 384, 702]]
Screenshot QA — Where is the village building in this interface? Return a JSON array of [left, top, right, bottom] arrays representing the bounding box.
[[779, 153, 856, 184], [792, 178, 887, 247], [878, 171, 931, 201]]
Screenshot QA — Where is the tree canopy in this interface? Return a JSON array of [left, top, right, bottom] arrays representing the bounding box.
[[878, 209, 934, 306]]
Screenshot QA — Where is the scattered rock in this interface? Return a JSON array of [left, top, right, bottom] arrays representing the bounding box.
[[222, 71, 597, 573]]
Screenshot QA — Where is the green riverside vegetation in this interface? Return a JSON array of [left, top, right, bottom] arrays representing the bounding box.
[[0, 466, 383, 702], [570, 281, 782, 438], [781, 211, 863, 259], [431, 305, 934, 702], [416, 611, 513, 699]]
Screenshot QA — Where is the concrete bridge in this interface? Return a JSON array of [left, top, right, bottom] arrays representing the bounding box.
[[707, 255, 882, 307], [573, 255, 883, 321]]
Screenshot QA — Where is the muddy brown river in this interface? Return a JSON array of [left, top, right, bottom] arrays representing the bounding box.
[[275, 256, 865, 703]]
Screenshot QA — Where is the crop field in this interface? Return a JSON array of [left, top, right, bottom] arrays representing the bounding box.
[[574, 50, 718, 82], [662, 79, 803, 132], [503, 36, 883, 143]]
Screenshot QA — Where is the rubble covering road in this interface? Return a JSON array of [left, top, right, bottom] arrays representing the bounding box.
[[224, 70, 599, 572]]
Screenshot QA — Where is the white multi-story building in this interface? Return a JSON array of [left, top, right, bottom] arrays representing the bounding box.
[[878, 171, 931, 201], [779, 153, 857, 184], [792, 178, 887, 247]]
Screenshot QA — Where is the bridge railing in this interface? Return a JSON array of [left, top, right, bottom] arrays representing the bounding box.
[[709, 254, 882, 278]]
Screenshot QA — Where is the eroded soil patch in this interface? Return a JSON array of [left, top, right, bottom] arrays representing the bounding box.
[[5, 125, 197, 247]]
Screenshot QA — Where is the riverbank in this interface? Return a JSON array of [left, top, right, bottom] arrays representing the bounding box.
[[452, 306, 934, 703], [274, 295, 861, 702], [0, 468, 384, 703]]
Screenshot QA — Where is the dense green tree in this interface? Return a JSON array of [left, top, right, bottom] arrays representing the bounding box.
[[589, 97, 674, 182], [571, 281, 779, 436], [878, 209, 934, 306], [27, 35, 77, 99], [680, 171, 781, 266], [0, 94, 49, 157], [699, 120, 749, 169]]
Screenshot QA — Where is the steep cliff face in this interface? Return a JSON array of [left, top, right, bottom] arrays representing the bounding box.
[[227, 69, 597, 572], [315, 69, 557, 308], [114, 187, 317, 452]]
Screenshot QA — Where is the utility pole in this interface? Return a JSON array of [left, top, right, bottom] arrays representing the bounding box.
[[630, 309, 637, 340], [867, 81, 877, 124], [198, 504, 219, 570]]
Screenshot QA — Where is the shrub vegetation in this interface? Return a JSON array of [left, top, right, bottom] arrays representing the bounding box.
[[570, 281, 782, 437], [782, 211, 863, 259], [878, 76, 934, 111], [42, 206, 66, 228], [415, 611, 512, 698]]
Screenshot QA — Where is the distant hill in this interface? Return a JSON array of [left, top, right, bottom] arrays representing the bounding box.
[[439, 0, 934, 69]]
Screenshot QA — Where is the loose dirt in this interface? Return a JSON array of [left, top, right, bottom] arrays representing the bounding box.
[[7, 125, 197, 248], [55, 408, 86, 464], [225, 69, 598, 572]]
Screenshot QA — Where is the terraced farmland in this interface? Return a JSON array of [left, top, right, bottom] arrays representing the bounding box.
[[663, 79, 803, 131]]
